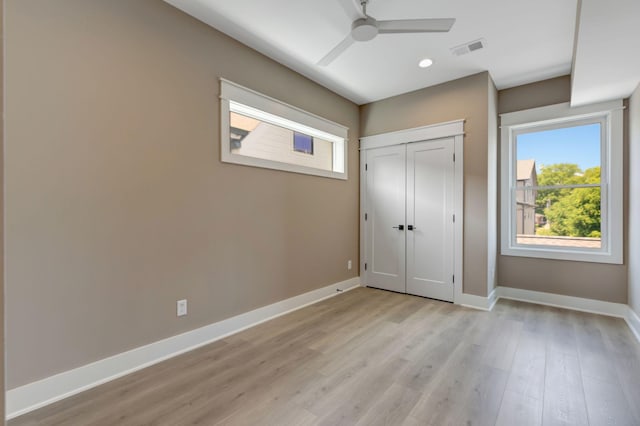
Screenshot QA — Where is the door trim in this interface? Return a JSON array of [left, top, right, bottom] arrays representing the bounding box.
[[359, 120, 464, 150], [360, 120, 464, 305]]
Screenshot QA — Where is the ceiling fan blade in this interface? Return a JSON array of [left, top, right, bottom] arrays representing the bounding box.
[[317, 35, 356, 66], [378, 18, 456, 34]]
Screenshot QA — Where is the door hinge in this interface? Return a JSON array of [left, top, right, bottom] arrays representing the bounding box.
[[453, 214, 455, 223], [453, 275, 455, 283], [365, 163, 368, 171], [365, 213, 368, 221], [453, 153, 455, 162], [364, 263, 367, 271]]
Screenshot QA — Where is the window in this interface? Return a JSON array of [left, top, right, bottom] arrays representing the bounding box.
[[293, 132, 313, 154], [220, 79, 348, 180], [500, 100, 623, 264]]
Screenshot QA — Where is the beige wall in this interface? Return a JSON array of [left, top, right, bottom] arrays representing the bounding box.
[[497, 76, 628, 303], [498, 75, 572, 114], [1, 0, 5, 420], [360, 72, 491, 297], [629, 83, 640, 315], [487, 76, 498, 294], [5, 0, 360, 389]]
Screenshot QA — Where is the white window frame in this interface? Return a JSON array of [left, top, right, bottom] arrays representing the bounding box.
[[220, 79, 348, 180], [500, 100, 623, 264]]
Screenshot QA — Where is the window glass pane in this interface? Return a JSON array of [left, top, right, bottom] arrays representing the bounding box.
[[516, 123, 601, 186], [293, 132, 313, 154], [515, 187, 601, 249], [230, 111, 334, 172]]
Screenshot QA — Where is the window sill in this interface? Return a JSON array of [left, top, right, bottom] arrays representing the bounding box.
[[501, 245, 622, 264]]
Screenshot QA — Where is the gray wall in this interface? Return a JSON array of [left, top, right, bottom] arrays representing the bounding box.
[[360, 72, 492, 298], [497, 76, 628, 303], [5, 0, 360, 389], [629, 83, 640, 316]]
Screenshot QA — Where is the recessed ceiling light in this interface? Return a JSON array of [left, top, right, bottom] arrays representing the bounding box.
[[418, 58, 433, 68]]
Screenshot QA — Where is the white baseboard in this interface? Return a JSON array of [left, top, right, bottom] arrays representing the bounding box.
[[6, 277, 361, 420], [627, 306, 640, 343], [496, 286, 629, 318], [457, 288, 497, 311]]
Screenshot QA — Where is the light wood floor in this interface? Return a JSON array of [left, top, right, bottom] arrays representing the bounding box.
[[10, 287, 640, 426]]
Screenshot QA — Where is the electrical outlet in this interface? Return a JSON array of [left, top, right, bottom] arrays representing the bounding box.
[[347, 260, 352, 270], [177, 299, 187, 317]]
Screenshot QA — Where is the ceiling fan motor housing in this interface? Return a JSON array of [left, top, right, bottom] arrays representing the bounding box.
[[352, 17, 378, 41]]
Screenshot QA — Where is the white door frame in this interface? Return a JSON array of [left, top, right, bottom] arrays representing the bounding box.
[[360, 120, 465, 305]]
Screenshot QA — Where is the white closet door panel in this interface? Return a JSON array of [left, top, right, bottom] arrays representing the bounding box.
[[365, 145, 406, 293], [406, 138, 454, 302]]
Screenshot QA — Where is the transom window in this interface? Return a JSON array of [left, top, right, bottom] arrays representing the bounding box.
[[500, 101, 623, 264], [220, 79, 348, 180]]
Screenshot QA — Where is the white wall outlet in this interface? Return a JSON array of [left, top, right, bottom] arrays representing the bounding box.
[[177, 299, 187, 317], [347, 260, 352, 270]]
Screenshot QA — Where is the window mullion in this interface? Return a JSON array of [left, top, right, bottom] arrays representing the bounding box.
[[526, 183, 601, 191]]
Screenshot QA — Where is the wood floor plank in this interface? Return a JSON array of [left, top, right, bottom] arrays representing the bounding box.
[[99, 329, 324, 425], [9, 288, 640, 426], [409, 342, 509, 426], [596, 316, 640, 423], [595, 315, 640, 358], [503, 331, 546, 400], [496, 391, 543, 426], [307, 292, 403, 355], [143, 337, 323, 424], [395, 310, 473, 392], [313, 356, 408, 426], [522, 302, 552, 337], [408, 342, 485, 423], [493, 298, 528, 322], [315, 320, 401, 376], [572, 311, 622, 388], [400, 416, 424, 426], [216, 400, 317, 426], [542, 350, 589, 426], [354, 383, 421, 426], [386, 296, 432, 324], [12, 337, 253, 426], [292, 356, 371, 411], [453, 366, 510, 426], [480, 317, 523, 371], [495, 330, 546, 426], [582, 374, 639, 426], [545, 307, 579, 357]]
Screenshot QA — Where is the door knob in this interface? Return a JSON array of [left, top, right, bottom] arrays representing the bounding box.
[[392, 225, 405, 230], [407, 225, 417, 231]]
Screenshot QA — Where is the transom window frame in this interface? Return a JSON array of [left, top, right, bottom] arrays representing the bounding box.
[[220, 79, 348, 180], [500, 100, 623, 264]]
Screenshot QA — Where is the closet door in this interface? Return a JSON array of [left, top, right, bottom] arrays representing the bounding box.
[[406, 139, 455, 302], [364, 145, 406, 293]]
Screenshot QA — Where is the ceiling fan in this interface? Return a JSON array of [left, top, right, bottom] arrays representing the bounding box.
[[318, 0, 455, 66]]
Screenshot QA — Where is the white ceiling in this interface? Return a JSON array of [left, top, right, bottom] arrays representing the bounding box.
[[164, 0, 639, 106], [571, 0, 640, 106]]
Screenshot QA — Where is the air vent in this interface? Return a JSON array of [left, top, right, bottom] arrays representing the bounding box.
[[450, 38, 486, 56]]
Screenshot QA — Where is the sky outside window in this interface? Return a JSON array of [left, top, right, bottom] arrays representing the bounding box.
[[516, 123, 601, 174]]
